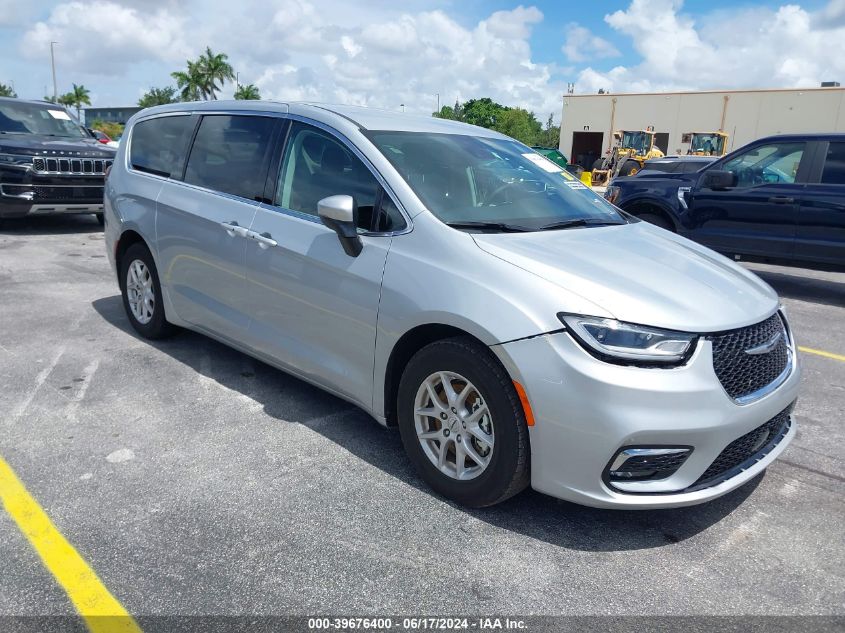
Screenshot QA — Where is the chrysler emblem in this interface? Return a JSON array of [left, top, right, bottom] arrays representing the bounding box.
[[744, 331, 783, 355]]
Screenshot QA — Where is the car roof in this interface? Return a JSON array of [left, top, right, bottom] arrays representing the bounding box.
[[133, 100, 508, 138]]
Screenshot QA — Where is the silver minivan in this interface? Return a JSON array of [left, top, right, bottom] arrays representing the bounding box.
[[104, 101, 800, 508]]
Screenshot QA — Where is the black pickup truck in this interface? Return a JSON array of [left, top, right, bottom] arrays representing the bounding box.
[[605, 134, 845, 271], [0, 97, 115, 224]]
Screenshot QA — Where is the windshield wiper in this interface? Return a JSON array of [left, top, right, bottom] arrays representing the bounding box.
[[536, 219, 625, 231], [445, 221, 532, 233]]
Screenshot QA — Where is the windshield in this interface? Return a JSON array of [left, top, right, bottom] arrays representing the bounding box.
[[367, 132, 625, 231], [0, 101, 87, 138], [691, 134, 724, 155], [620, 131, 650, 154]]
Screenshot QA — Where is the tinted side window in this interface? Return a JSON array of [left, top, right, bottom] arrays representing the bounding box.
[[722, 142, 805, 187], [821, 142, 845, 185], [184, 115, 277, 200], [276, 122, 379, 230], [130, 115, 194, 177]]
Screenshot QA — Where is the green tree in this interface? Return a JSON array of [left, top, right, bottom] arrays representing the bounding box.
[[67, 83, 91, 119], [138, 86, 178, 107], [57, 93, 75, 108], [198, 46, 235, 100], [461, 97, 504, 128], [539, 113, 560, 148], [43, 95, 57, 103], [493, 107, 543, 145], [0, 83, 16, 98], [172, 60, 207, 101], [234, 83, 260, 100]]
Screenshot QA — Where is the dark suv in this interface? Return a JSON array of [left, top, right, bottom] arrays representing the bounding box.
[[0, 97, 115, 224], [605, 134, 845, 271]]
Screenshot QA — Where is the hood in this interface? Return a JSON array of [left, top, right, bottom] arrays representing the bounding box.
[[472, 222, 778, 333], [0, 135, 115, 158]]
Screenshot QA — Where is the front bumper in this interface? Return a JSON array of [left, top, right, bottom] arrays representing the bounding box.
[[0, 182, 104, 217], [493, 327, 800, 509]]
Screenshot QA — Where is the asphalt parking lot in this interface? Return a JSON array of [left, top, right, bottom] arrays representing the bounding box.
[[0, 215, 843, 623]]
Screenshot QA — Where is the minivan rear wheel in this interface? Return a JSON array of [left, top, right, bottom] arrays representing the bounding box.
[[119, 242, 176, 339], [397, 337, 530, 507]]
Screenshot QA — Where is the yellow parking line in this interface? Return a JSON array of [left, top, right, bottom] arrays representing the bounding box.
[[0, 456, 141, 633], [798, 346, 845, 363]]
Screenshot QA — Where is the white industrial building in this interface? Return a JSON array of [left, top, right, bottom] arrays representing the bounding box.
[[559, 86, 845, 169]]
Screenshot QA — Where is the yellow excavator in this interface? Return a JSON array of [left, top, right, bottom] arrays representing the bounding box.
[[686, 131, 729, 156], [591, 130, 664, 187]]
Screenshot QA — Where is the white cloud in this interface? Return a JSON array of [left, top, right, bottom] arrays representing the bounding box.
[[20, 1, 191, 75], [573, 0, 845, 93], [561, 23, 620, 63]]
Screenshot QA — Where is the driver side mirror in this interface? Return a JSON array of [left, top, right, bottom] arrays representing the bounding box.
[[318, 195, 363, 257], [700, 170, 735, 190]]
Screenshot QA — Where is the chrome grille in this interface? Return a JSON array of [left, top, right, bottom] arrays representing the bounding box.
[[32, 157, 112, 175], [709, 313, 790, 402]]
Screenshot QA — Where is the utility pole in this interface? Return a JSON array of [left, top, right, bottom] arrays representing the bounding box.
[[50, 41, 58, 102], [436, 93, 440, 113], [400, 103, 405, 113]]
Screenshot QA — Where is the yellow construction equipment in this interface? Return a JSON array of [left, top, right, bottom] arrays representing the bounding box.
[[686, 131, 729, 156], [591, 130, 664, 187]]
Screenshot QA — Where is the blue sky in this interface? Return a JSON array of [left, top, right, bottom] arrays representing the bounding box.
[[2, 0, 844, 120]]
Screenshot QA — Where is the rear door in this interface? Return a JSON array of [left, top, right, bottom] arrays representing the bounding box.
[[155, 113, 280, 343], [795, 140, 845, 269], [242, 120, 405, 406], [687, 140, 809, 261]]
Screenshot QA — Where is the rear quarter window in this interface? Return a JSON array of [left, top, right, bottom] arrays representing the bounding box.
[[129, 115, 195, 178], [821, 142, 845, 185]]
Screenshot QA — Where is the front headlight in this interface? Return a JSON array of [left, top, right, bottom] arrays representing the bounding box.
[[0, 153, 34, 168], [558, 313, 697, 365]]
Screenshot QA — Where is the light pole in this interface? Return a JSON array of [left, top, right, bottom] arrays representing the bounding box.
[[436, 93, 440, 113], [50, 41, 58, 103], [400, 103, 405, 113]]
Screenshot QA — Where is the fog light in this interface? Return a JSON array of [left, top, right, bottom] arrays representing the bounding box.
[[607, 447, 692, 482]]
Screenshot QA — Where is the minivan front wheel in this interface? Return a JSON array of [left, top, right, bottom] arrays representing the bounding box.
[[119, 242, 175, 339], [397, 337, 530, 507]]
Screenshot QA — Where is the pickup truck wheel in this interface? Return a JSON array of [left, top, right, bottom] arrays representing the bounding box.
[[637, 212, 673, 231]]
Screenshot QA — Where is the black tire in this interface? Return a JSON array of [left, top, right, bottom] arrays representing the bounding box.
[[591, 158, 605, 171], [618, 160, 640, 177], [94, 213, 104, 226], [119, 242, 176, 339], [397, 337, 530, 507], [637, 212, 674, 231]]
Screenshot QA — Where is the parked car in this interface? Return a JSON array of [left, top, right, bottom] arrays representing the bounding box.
[[618, 155, 716, 178], [91, 129, 112, 144], [0, 97, 115, 224], [105, 102, 799, 509], [605, 134, 845, 271]]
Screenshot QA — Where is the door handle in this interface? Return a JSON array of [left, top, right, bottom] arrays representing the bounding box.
[[249, 231, 278, 249], [220, 221, 249, 238], [768, 196, 795, 204]]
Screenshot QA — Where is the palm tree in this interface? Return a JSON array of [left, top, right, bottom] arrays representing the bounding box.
[[171, 60, 206, 101], [57, 93, 75, 108], [198, 47, 235, 100], [234, 84, 260, 100], [68, 83, 91, 119], [0, 83, 16, 98]]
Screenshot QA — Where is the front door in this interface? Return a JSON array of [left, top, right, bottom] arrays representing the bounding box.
[[687, 140, 807, 261], [156, 113, 279, 342], [243, 120, 399, 406]]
